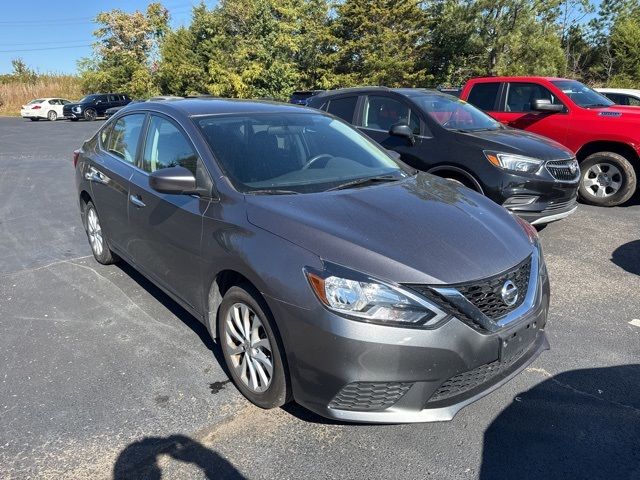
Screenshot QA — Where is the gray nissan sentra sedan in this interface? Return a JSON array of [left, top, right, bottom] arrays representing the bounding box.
[[74, 98, 550, 423]]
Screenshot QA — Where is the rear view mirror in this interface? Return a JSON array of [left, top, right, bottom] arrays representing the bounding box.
[[389, 123, 415, 145], [532, 99, 564, 113], [149, 166, 197, 194]]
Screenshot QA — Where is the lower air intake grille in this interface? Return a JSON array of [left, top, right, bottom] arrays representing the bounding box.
[[329, 382, 412, 411]]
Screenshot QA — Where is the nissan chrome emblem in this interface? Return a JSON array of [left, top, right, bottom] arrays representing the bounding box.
[[501, 280, 519, 307]]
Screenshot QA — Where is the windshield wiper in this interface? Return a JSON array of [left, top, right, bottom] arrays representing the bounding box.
[[246, 189, 301, 195], [326, 175, 402, 192]]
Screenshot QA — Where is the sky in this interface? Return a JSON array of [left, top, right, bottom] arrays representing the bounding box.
[[1, 0, 604, 75], [0, 1, 211, 74]]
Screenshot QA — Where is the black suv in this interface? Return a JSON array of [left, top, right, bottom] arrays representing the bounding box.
[[63, 93, 131, 121], [307, 87, 580, 225]]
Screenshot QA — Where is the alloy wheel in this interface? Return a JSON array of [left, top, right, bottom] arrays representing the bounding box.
[[224, 302, 274, 393], [86, 207, 104, 256], [582, 163, 622, 198], [85, 109, 97, 121], [48, 111, 57, 121]]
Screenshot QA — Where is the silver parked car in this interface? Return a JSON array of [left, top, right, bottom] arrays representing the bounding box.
[[74, 99, 549, 423]]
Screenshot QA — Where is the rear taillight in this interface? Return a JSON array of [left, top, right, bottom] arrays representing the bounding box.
[[32, 105, 41, 110], [73, 149, 81, 168]]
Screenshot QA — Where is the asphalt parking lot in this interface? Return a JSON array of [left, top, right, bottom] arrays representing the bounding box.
[[0, 115, 639, 480]]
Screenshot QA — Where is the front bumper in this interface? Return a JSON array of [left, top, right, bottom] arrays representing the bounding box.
[[500, 172, 579, 225], [268, 249, 550, 423]]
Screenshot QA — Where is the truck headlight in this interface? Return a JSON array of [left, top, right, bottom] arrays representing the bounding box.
[[484, 151, 543, 173], [306, 269, 449, 328]]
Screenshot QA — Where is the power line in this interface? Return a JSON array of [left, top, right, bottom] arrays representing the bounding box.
[[0, 44, 92, 54], [0, 39, 92, 47]]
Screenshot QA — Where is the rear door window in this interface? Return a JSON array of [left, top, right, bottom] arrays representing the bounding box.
[[104, 114, 146, 164], [326, 96, 358, 122], [362, 95, 420, 134], [467, 82, 500, 111]]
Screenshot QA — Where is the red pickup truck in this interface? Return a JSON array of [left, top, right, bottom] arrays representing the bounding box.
[[460, 77, 639, 206]]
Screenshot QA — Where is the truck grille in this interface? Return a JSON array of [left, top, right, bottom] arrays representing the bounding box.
[[329, 382, 412, 411], [546, 158, 580, 182]]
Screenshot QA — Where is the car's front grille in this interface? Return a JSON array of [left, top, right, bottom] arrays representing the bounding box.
[[426, 334, 537, 404], [546, 158, 580, 182], [453, 256, 531, 319], [329, 382, 412, 411]]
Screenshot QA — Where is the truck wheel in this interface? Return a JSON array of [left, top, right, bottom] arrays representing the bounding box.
[[579, 152, 636, 207]]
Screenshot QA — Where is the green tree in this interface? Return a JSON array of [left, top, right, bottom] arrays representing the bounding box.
[[331, 0, 428, 87], [609, 6, 640, 86], [79, 3, 168, 97]]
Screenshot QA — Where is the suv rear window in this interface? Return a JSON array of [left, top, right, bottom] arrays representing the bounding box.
[[467, 82, 500, 111], [326, 96, 358, 122]]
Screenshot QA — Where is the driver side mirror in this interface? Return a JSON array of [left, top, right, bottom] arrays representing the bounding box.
[[532, 99, 564, 113], [389, 123, 415, 146], [149, 166, 197, 194]]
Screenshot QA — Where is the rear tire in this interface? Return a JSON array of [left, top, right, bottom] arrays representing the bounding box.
[[218, 284, 290, 409], [47, 110, 57, 121], [83, 201, 117, 265], [578, 152, 636, 207]]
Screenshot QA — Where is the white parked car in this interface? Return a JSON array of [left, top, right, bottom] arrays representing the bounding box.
[[20, 98, 72, 121], [595, 88, 640, 106]]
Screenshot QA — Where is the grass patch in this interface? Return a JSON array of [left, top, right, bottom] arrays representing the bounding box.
[[0, 75, 83, 116]]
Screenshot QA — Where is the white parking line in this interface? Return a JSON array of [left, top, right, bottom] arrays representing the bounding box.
[[629, 319, 640, 328]]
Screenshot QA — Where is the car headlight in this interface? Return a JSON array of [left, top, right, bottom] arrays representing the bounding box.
[[306, 268, 450, 328], [73, 106, 81, 113], [484, 151, 543, 173]]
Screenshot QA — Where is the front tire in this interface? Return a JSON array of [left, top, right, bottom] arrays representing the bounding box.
[[83, 201, 117, 265], [218, 285, 290, 409], [579, 152, 636, 206], [29, 117, 39, 121], [47, 110, 57, 121], [84, 108, 97, 121]]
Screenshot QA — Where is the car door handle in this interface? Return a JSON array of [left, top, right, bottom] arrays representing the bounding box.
[[85, 167, 108, 184], [129, 194, 146, 208]]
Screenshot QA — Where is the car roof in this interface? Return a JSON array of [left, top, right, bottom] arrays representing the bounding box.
[[313, 87, 444, 98], [595, 87, 640, 95], [467, 76, 572, 83], [125, 97, 314, 116]]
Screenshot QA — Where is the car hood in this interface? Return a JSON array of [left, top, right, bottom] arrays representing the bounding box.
[[454, 128, 573, 160], [245, 174, 534, 285]]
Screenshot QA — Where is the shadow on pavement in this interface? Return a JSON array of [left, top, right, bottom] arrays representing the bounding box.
[[113, 434, 245, 479], [480, 365, 640, 480], [611, 239, 640, 276]]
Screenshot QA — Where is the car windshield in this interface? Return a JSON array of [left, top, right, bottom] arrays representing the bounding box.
[[197, 113, 407, 194], [551, 80, 614, 108], [78, 95, 97, 103], [412, 93, 501, 131]]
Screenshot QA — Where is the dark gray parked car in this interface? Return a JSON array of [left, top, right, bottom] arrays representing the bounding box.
[[74, 99, 550, 423]]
